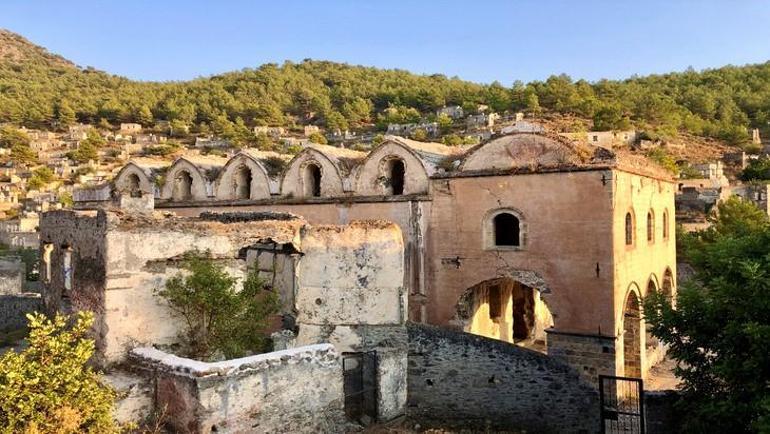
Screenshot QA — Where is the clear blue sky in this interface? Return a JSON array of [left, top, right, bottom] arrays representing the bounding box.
[[3, 0, 770, 84]]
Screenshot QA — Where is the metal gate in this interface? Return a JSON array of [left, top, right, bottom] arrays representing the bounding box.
[[599, 375, 645, 434], [343, 352, 378, 425]]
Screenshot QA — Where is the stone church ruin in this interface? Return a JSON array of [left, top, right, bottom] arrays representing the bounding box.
[[40, 132, 678, 432]]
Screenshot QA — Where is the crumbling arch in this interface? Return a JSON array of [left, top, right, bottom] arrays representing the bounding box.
[[281, 148, 345, 198], [452, 274, 553, 347], [623, 285, 642, 378], [214, 154, 272, 200], [354, 140, 430, 195], [161, 158, 209, 201]]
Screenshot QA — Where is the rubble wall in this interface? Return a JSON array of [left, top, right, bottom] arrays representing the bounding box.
[[0, 294, 41, 331], [407, 323, 599, 433], [131, 344, 345, 434]]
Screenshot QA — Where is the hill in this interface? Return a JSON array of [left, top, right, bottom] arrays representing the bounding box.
[[1, 28, 769, 153]]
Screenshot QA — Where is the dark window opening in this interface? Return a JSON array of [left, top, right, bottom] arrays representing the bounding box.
[[127, 174, 142, 198], [493, 213, 520, 246], [389, 159, 405, 195], [305, 164, 322, 197], [663, 211, 669, 239], [647, 212, 654, 242], [488, 284, 502, 319], [173, 171, 193, 201], [235, 166, 252, 199], [625, 212, 634, 246], [343, 352, 378, 425]]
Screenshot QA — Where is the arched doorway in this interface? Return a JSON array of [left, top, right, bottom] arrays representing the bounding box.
[[234, 166, 252, 199], [453, 277, 553, 349], [386, 159, 405, 195], [304, 163, 322, 197], [172, 171, 193, 201], [623, 291, 642, 378]]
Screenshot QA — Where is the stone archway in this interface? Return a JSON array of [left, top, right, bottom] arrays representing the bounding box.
[[623, 291, 642, 378], [453, 274, 553, 349]]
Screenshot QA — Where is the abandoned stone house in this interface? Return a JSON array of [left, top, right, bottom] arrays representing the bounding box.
[[71, 132, 678, 385]]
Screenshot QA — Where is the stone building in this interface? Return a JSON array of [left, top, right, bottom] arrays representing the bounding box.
[[39, 210, 408, 431], [74, 132, 677, 382]]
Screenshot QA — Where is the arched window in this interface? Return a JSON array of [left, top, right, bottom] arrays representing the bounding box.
[[127, 174, 142, 198], [304, 163, 322, 197], [172, 170, 193, 201], [388, 159, 405, 195], [62, 245, 73, 296], [662, 210, 669, 240], [234, 166, 252, 199], [647, 211, 655, 242], [494, 213, 520, 247], [662, 269, 674, 299], [625, 212, 634, 246]]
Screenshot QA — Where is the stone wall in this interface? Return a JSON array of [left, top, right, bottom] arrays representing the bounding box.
[[546, 329, 617, 385], [130, 344, 345, 434], [407, 323, 599, 433], [0, 294, 42, 331], [0, 257, 23, 295]]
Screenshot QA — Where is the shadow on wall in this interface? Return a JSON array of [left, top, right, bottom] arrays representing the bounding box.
[[407, 323, 599, 434]]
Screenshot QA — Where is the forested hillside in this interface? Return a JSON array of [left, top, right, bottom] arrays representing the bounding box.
[[2, 28, 769, 147]]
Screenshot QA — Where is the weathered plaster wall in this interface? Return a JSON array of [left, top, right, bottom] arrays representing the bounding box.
[[407, 323, 599, 433], [131, 344, 345, 434], [612, 171, 677, 379], [167, 199, 430, 322], [103, 228, 250, 364], [426, 170, 616, 336], [292, 221, 408, 422]]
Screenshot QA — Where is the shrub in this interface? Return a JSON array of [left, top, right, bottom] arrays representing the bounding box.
[[0, 311, 120, 433], [156, 251, 280, 360]]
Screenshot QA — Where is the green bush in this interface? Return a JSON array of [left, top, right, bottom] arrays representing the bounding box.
[[0, 312, 120, 433], [156, 251, 280, 360]]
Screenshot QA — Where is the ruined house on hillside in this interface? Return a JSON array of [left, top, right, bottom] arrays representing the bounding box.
[[72, 132, 678, 384]]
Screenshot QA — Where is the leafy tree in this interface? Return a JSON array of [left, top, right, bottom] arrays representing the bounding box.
[[136, 105, 153, 126], [58, 191, 74, 208], [0, 126, 30, 149], [410, 128, 428, 141], [308, 131, 328, 145], [156, 251, 280, 360], [0, 311, 120, 433], [27, 167, 56, 190], [644, 197, 770, 434], [71, 141, 98, 164], [646, 148, 679, 175], [437, 113, 453, 133], [55, 102, 76, 128], [10, 143, 38, 166], [741, 157, 770, 182]]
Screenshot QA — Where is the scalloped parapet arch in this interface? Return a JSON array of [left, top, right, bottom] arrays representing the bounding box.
[[354, 139, 431, 196], [214, 152, 273, 200], [459, 133, 592, 172], [281, 146, 350, 198], [160, 157, 210, 201]]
